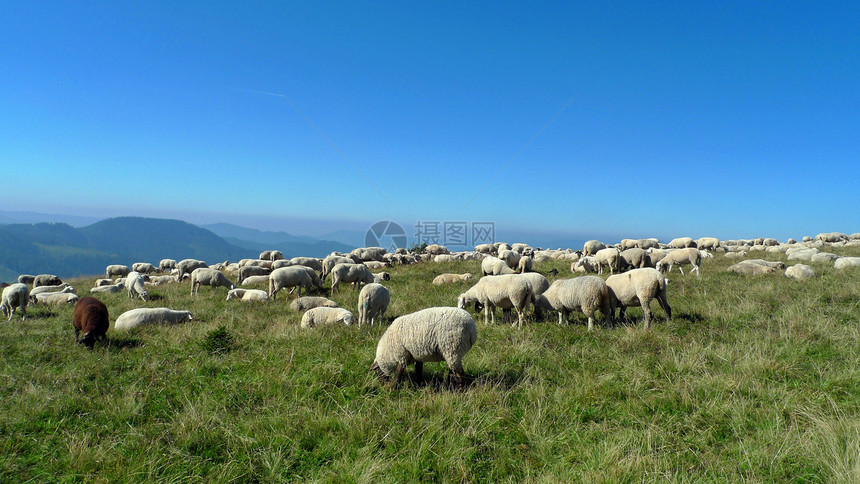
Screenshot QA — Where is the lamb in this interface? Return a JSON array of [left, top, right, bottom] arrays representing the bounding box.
[[655, 248, 702, 277], [432, 273, 473, 285], [238, 265, 271, 283], [106, 265, 131, 279], [90, 283, 124, 294], [457, 274, 534, 328], [33, 274, 63, 288], [269, 266, 314, 300], [330, 263, 375, 293], [32, 292, 79, 306], [533, 276, 613, 331], [30, 284, 75, 296], [593, 247, 621, 274], [240, 275, 271, 286], [290, 296, 338, 312], [321, 255, 355, 281], [176, 259, 208, 281], [114, 308, 193, 331], [370, 307, 477, 388], [226, 288, 270, 302], [159, 259, 177, 272], [190, 268, 235, 296], [132, 262, 158, 274], [572, 256, 598, 273], [300, 307, 355, 328], [497, 249, 522, 269], [17, 275, 36, 285], [124, 271, 150, 301], [605, 268, 671, 329], [481, 256, 516, 276], [517, 256, 534, 273], [358, 283, 390, 327], [619, 248, 648, 269], [583, 240, 606, 256], [73, 297, 109, 348], [1, 283, 29, 321]]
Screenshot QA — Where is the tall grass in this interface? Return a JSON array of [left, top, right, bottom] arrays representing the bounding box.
[[1, 247, 859, 482]]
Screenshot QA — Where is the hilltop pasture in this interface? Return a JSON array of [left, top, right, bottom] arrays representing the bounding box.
[[2, 247, 860, 482]]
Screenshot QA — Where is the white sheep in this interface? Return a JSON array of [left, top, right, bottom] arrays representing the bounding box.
[[33, 274, 63, 288], [785, 264, 815, 281], [94, 278, 113, 287], [29, 284, 75, 296], [321, 255, 356, 281], [534, 276, 613, 331], [432, 273, 473, 285], [481, 256, 516, 276], [159, 259, 177, 272], [497, 249, 522, 269], [605, 268, 671, 329], [132, 262, 158, 274], [370, 307, 477, 388], [572, 255, 599, 273], [364, 261, 390, 271], [225, 288, 270, 302], [457, 274, 534, 328], [269, 266, 314, 300], [124, 271, 150, 301], [619, 239, 639, 251], [330, 263, 375, 293], [176, 259, 208, 281], [148, 275, 178, 286], [106, 264, 131, 279], [517, 256, 534, 273], [237, 265, 271, 283], [290, 257, 323, 273], [300, 307, 355, 328], [655, 248, 702, 277], [114, 308, 193, 331], [241, 275, 271, 286], [190, 268, 235, 296], [637, 238, 660, 250], [696, 237, 721, 251], [290, 296, 338, 312], [593, 247, 621, 274], [583, 240, 606, 256], [90, 283, 125, 294], [668, 237, 696, 249], [31, 292, 79, 306], [1, 283, 29, 321], [358, 283, 390, 327], [619, 248, 648, 269], [372, 272, 391, 284]]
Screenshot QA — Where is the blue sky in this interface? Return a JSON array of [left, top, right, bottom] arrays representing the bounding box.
[[2, 2, 858, 244]]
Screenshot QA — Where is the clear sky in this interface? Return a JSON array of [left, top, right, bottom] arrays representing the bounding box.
[[2, 2, 858, 244]]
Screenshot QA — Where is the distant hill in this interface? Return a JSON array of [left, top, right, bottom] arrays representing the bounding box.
[[0, 217, 257, 282], [202, 223, 354, 258]]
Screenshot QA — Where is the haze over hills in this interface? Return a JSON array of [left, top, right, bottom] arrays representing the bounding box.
[[200, 223, 354, 258]]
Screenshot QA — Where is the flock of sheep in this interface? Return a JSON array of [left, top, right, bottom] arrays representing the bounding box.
[[2, 231, 858, 387]]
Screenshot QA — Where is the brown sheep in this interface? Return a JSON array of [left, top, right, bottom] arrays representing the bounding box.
[[73, 297, 109, 348]]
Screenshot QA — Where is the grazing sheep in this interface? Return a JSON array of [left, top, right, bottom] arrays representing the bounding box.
[[73, 297, 109, 348], [668, 237, 696, 249], [241, 275, 271, 286], [352, 247, 388, 262], [90, 283, 124, 294], [290, 296, 338, 312], [424, 244, 449, 256], [370, 307, 477, 388], [124, 272, 150, 301], [358, 283, 390, 327], [572, 256, 599, 274], [269, 266, 314, 300], [106, 265, 131, 279], [176, 259, 208, 281], [364, 261, 390, 271], [321, 255, 356, 281], [655, 248, 702, 277], [17, 275, 36, 285], [785, 264, 815, 281], [226, 288, 270, 302], [646, 248, 671, 267], [696, 237, 721, 251], [300, 307, 355, 328], [432, 273, 473, 285], [534, 276, 613, 331], [32, 292, 79, 306], [481, 256, 517, 276], [372, 272, 391, 283], [1, 283, 29, 321], [114, 308, 193, 331], [619, 239, 639, 251], [238, 265, 272, 283], [271, 259, 296, 269], [605, 268, 671, 329], [620, 248, 648, 269], [30, 284, 75, 296], [289, 257, 323, 273], [159, 259, 177, 272], [291, 266, 324, 291], [517, 256, 534, 273], [475, 243, 494, 254], [637, 238, 660, 250], [330, 263, 375, 293], [594, 247, 622, 274], [190, 268, 235, 296], [132, 262, 158, 274], [33, 274, 63, 288], [457, 274, 534, 328], [583, 240, 606, 256]]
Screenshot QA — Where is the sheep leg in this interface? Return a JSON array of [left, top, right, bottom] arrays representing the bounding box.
[[587, 316, 594, 332], [642, 302, 652, 329], [414, 361, 424, 384], [393, 363, 405, 389], [678, 265, 684, 276], [693, 264, 700, 277], [657, 294, 672, 320]]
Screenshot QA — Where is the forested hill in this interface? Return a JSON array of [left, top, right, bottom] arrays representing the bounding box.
[[0, 217, 257, 282]]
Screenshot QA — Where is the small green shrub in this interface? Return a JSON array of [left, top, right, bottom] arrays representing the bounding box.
[[200, 325, 235, 355]]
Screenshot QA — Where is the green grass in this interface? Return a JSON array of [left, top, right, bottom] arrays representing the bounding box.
[[2, 248, 860, 482]]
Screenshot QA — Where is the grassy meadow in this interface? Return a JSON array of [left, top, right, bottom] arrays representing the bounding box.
[[2, 248, 860, 482]]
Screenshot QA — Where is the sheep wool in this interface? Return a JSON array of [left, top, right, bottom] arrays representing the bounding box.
[[605, 268, 671, 329], [301, 307, 355, 328]]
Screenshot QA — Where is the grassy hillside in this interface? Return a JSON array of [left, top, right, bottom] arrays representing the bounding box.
[[1, 248, 860, 481]]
